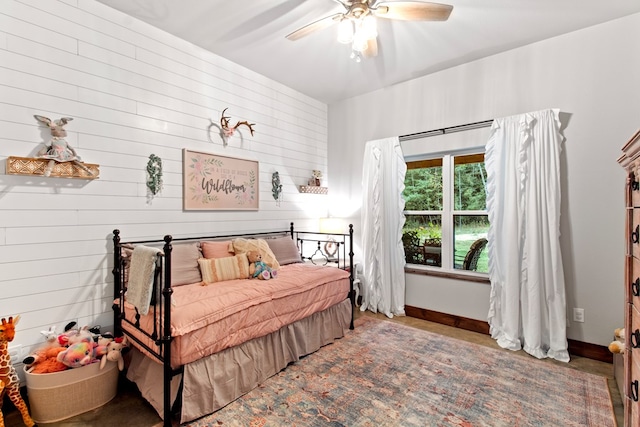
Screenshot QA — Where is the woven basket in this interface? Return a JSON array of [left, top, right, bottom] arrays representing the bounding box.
[[24, 361, 118, 423]]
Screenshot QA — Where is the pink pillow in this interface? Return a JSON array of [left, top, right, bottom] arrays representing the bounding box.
[[201, 240, 233, 259]]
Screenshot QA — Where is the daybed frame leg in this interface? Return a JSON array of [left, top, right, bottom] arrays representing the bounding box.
[[348, 224, 354, 330], [112, 229, 123, 337], [163, 235, 174, 427]]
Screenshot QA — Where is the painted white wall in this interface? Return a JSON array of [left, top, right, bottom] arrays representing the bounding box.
[[329, 13, 640, 347], [0, 0, 330, 370]]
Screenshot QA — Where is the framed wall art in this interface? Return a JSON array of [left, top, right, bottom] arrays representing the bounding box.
[[183, 149, 259, 210]]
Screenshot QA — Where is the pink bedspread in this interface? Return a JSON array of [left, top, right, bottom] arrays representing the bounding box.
[[121, 263, 350, 368]]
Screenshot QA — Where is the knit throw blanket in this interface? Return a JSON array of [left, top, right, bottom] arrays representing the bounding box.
[[126, 245, 161, 315]]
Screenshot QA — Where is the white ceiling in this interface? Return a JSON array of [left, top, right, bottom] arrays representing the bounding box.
[[96, 0, 640, 105]]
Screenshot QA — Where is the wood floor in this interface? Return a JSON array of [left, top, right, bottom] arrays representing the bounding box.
[[4, 310, 623, 426]]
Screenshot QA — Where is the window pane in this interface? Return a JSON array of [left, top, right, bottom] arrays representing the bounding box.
[[453, 215, 489, 273], [454, 154, 487, 210], [402, 215, 442, 267], [404, 159, 443, 211]]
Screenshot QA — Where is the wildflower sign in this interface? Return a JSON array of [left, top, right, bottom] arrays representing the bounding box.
[[183, 149, 258, 210]]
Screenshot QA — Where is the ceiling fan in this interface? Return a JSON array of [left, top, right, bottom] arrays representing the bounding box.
[[285, 0, 453, 60]]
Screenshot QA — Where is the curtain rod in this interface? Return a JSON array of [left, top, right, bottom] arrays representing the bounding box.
[[399, 119, 494, 142]]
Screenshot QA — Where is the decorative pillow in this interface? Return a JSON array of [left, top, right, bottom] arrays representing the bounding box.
[[201, 240, 233, 259], [229, 238, 281, 269], [266, 236, 302, 265], [198, 254, 250, 284], [170, 243, 203, 286]]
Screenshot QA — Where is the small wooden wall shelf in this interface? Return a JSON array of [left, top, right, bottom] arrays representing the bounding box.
[[6, 156, 99, 179], [299, 185, 328, 194]]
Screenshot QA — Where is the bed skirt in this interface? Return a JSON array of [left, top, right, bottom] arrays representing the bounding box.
[[126, 298, 352, 423]]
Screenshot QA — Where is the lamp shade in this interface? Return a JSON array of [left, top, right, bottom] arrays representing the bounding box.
[[319, 217, 345, 234]]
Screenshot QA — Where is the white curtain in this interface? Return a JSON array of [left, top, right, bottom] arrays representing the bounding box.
[[485, 108, 569, 362], [360, 136, 407, 318]]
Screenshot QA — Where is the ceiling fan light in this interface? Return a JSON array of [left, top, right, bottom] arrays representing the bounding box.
[[337, 19, 354, 44], [360, 15, 377, 40], [352, 33, 368, 53]]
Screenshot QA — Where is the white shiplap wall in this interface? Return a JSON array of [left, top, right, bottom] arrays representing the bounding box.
[[0, 0, 329, 367]]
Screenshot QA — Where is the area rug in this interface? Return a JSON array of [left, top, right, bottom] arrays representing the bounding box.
[[185, 317, 616, 427]]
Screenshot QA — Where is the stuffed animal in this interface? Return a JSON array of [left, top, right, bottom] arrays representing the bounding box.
[[609, 327, 625, 354], [57, 322, 81, 346], [94, 330, 115, 352], [57, 340, 98, 368], [23, 346, 68, 374], [34, 115, 94, 177], [247, 250, 278, 280], [0, 315, 35, 427], [58, 325, 96, 347], [24, 324, 69, 374], [39, 325, 58, 343], [96, 333, 114, 349], [100, 337, 128, 371]]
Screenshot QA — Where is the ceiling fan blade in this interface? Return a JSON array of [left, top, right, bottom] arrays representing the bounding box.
[[374, 1, 453, 21], [363, 37, 378, 58], [332, 0, 351, 7], [285, 13, 343, 41]]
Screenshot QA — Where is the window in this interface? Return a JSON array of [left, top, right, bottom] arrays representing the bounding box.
[[402, 152, 489, 273]]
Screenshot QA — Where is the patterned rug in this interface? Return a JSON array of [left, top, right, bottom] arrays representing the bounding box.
[[185, 317, 615, 427]]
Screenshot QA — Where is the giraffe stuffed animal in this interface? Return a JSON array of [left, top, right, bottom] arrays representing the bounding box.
[[0, 316, 35, 427]]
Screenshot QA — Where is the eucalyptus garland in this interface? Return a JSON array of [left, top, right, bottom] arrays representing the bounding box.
[[272, 171, 282, 202], [146, 154, 163, 196]]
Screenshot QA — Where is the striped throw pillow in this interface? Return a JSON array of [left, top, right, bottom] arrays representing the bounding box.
[[198, 253, 250, 284]]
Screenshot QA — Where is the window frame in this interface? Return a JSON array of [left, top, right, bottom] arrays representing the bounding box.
[[403, 150, 489, 280]]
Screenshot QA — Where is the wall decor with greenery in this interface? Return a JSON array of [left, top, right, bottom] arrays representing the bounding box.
[[146, 154, 163, 196], [272, 171, 283, 205]]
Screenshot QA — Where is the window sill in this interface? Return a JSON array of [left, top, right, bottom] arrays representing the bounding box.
[[404, 265, 490, 284]]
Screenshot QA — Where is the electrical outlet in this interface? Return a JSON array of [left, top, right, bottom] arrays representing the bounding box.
[[573, 308, 585, 323], [8, 344, 22, 364]]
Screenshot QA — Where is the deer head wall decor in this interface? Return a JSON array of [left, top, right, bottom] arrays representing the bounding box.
[[214, 108, 255, 146]]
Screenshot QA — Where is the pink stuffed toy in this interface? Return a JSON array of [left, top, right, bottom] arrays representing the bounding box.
[[57, 341, 98, 368], [59, 326, 94, 347]]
